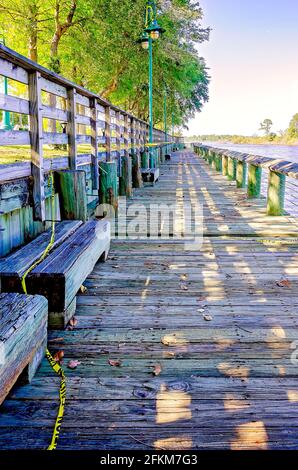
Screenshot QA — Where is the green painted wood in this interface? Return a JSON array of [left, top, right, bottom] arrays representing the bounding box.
[[141, 151, 149, 170], [55, 170, 88, 222], [131, 152, 143, 189], [236, 161, 247, 188], [222, 155, 228, 176], [119, 156, 132, 198], [227, 156, 236, 180], [99, 161, 118, 212], [248, 164, 262, 198], [267, 170, 286, 216]]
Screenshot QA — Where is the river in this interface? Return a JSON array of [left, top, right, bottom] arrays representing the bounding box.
[[201, 142, 298, 217]]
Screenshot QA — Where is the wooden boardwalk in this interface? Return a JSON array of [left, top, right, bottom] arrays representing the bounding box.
[[1, 150, 298, 450]]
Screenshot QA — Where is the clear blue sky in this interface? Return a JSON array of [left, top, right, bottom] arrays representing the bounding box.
[[187, 0, 298, 136]]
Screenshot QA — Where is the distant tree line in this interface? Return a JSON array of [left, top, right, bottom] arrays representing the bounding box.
[[186, 114, 298, 145]]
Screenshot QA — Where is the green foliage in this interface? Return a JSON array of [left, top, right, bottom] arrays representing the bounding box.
[[259, 118, 273, 136], [0, 0, 210, 128], [287, 113, 298, 139]]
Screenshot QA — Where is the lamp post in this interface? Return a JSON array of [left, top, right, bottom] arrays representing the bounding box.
[[139, 1, 164, 169], [0, 36, 12, 130], [163, 85, 168, 155]]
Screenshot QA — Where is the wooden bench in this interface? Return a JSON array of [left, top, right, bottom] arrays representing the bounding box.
[[0, 219, 110, 329], [0, 293, 48, 405]]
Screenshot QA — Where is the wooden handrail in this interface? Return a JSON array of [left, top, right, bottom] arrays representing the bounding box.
[[0, 44, 176, 221], [194, 144, 297, 216], [194, 144, 298, 180]]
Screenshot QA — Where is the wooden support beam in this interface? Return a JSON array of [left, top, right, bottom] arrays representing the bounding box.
[[55, 170, 88, 222], [28, 71, 45, 222], [99, 161, 118, 212], [105, 106, 111, 162], [67, 88, 77, 170], [119, 155, 132, 197], [267, 170, 286, 216], [228, 156, 236, 180], [222, 155, 228, 176], [90, 98, 99, 190], [247, 164, 262, 198], [131, 119, 143, 189], [236, 161, 247, 188]]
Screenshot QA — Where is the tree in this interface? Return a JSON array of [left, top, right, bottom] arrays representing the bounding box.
[[259, 119, 273, 136], [287, 113, 298, 139], [0, 0, 210, 129]]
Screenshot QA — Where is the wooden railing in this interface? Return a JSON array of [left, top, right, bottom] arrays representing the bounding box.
[[0, 44, 176, 219], [194, 144, 298, 216]]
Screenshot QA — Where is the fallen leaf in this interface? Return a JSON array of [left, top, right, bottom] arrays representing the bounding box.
[[203, 314, 213, 322], [79, 285, 87, 293], [67, 360, 81, 369], [68, 317, 78, 331], [180, 274, 188, 281], [108, 359, 122, 367], [180, 283, 188, 291], [276, 279, 292, 288], [53, 350, 64, 364], [197, 308, 205, 313], [152, 364, 162, 376], [48, 337, 64, 343]]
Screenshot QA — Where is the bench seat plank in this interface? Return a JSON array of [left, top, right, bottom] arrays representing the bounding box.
[[0, 293, 48, 405], [0, 220, 83, 287], [27, 219, 110, 328]]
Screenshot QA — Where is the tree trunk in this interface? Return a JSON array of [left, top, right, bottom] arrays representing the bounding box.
[[28, 1, 39, 62]]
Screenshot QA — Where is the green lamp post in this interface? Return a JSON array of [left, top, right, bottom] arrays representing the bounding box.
[[163, 85, 168, 156], [0, 36, 12, 130], [139, 1, 165, 169]]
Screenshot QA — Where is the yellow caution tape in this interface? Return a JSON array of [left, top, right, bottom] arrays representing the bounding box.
[[20, 169, 66, 451]]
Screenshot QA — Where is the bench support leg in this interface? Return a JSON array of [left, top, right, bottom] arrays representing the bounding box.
[[48, 297, 77, 330], [20, 338, 47, 383]]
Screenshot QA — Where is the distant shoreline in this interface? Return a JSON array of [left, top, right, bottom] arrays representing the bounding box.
[[203, 140, 298, 147]]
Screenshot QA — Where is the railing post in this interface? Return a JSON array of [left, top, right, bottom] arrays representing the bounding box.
[[115, 111, 121, 175], [105, 105, 111, 162], [236, 161, 247, 188], [131, 118, 143, 188], [247, 164, 262, 198], [119, 113, 132, 197], [228, 156, 236, 180], [90, 98, 99, 190], [267, 170, 286, 216], [222, 155, 228, 176], [29, 71, 45, 221], [67, 87, 77, 170]]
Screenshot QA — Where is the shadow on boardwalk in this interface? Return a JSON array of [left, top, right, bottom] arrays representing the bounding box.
[[1, 151, 298, 450]]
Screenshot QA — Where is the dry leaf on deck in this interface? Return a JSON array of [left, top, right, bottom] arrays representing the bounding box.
[[79, 285, 88, 293], [53, 350, 64, 364], [180, 283, 188, 291], [68, 317, 78, 330], [67, 360, 81, 369], [276, 279, 292, 288], [152, 364, 162, 376], [180, 274, 188, 281], [203, 314, 213, 322], [108, 359, 122, 367]]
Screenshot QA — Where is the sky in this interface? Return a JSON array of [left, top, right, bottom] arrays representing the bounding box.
[[186, 0, 298, 136]]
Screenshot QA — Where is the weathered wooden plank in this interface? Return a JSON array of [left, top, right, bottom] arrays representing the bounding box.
[[0, 93, 29, 114], [67, 88, 77, 170], [28, 71, 45, 221], [0, 293, 48, 405]]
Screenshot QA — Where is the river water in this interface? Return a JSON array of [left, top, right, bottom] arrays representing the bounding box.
[[204, 142, 298, 163], [202, 142, 298, 217]]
